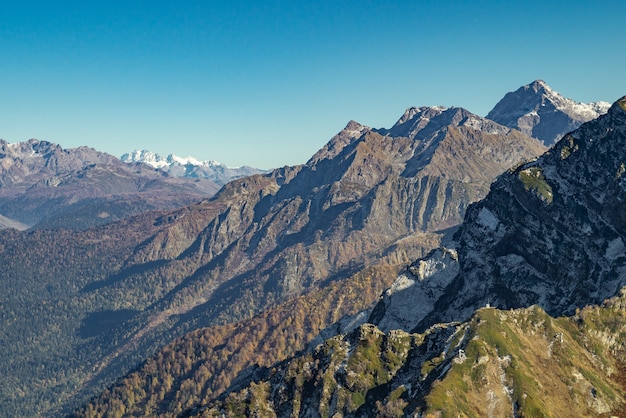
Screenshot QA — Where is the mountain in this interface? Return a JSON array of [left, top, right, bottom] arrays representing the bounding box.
[[0, 106, 544, 416], [487, 80, 610, 146], [64, 108, 543, 417], [159, 96, 626, 418], [0, 139, 220, 229], [71, 264, 402, 418], [372, 96, 626, 332], [120, 149, 266, 185]]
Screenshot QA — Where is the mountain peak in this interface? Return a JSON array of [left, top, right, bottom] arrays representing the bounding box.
[[396, 105, 448, 126], [529, 79, 550, 91], [487, 80, 610, 145], [307, 120, 370, 164], [382, 105, 515, 140], [342, 120, 369, 137]]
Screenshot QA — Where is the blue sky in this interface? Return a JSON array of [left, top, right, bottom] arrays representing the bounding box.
[[0, 1, 624, 169]]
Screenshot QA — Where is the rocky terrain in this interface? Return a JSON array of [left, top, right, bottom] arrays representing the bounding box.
[[200, 296, 626, 417], [0, 139, 219, 229], [372, 96, 626, 333], [487, 80, 610, 146]]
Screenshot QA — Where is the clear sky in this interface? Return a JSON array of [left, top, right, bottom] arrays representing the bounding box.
[[0, 1, 624, 169]]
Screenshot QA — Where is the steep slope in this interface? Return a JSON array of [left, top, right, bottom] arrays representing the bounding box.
[[0, 107, 544, 416], [198, 296, 626, 417], [371, 96, 626, 333], [0, 139, 219, 229], [487, 80, 610, 146], [0, 212, 28, 230], [120, 149, 266, 185]]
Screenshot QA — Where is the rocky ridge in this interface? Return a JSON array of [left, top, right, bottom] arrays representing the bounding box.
[[487, 80, 610, 146], [200, 296, 626, 417], [371, 96, 626, 333]]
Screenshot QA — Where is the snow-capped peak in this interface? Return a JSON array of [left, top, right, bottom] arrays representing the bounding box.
[[165, 154, 223, 168], [120, 149, 266, 186], [487, 80, 611, 145], [121, 149, 170, 168], [120, 150, 225, 169]]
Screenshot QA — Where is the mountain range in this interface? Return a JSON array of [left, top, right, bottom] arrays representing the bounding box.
[[0, 80, 604, 232], [0, 81, 617, 417], [0, 140, 219, 230], [169, 98, 626, 417], [120, 149, 266, 185], [87, 97, 626, 418]]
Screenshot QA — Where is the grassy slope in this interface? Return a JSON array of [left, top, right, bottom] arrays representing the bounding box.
[[197, 290, 626, 417]]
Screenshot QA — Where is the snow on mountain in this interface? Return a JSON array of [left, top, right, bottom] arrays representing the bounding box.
[[487, 80, 611, 146], [120, 149, 266, 186]]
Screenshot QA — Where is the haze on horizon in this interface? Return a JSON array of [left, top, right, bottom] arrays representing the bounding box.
[[0, 0, 624, 169]]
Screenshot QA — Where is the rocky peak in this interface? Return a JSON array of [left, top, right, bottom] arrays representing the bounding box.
[[1, 138, 60, 157], [380, 106, 514, 141], [381, 106, 448, 139], [307, 120, 371, 165], [487, 80, 611, 146]]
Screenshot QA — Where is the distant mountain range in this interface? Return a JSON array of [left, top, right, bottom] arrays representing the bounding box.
[[0, 80, 616, 417], [120, 149, 266, 185], [0, 140, 220, 230], [0, 79, 606, 232]]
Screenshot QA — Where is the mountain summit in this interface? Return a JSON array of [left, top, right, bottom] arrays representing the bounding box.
[[0, 104, 545, 416], [487, 80, 610, 146]]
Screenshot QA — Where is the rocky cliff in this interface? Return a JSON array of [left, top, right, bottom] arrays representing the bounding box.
[[186, 98, 626, 417], [0, 105, 545, 416]]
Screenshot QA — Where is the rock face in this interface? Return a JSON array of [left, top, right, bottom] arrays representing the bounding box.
[[487, 80, 611, 146], [120, 149, 266, 185], [0, 139, 219, 229], [372, 96, 626, 332], [128, 106, 543, 326]]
